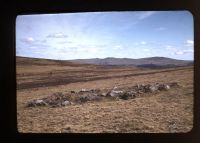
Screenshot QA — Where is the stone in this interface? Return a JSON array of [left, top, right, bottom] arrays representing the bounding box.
[[26, 82, 178, 108], [26, 99, 47, 107], [119, 93, 129, 100], [126, 91, 137, 98], [149, 85, 159, 92], [61, 100, 70, 106], [101, 93, 107, 96], [80, 88, 89, 92], [158, 84, 170, 91], [165, 85, 170, 90], [109, 90, 123, 97], [71, 91, 76, 93], [113, 86, 118, 90], [79, 96, 88, 103]]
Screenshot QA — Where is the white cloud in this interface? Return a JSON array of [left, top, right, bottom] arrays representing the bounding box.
[[138, 11, 156, 20], [174, 51, 184, 55], [186, 40, 194, 45], [165, 45, 172, 48], [141, 41, 146, 45], [183, 49, 193, 53], [47, 32, 68, 38], [20, 37, 49, 48], [166, 43, 193, 55], [27, 37, 34, 42], [184, 40, 194, 47], [172, 49, 193, 55], [21, 37, 35, 43]]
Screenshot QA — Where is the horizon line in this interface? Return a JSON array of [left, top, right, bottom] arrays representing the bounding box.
[[16, 55, 194, 61]]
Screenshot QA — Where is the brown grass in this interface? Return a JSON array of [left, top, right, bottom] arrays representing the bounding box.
[[17, 58, 193, 133]]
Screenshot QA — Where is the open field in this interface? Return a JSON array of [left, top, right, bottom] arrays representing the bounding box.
[[17, 57, 193, 133]]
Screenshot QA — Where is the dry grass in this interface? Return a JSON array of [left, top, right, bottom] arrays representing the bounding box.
[[17, 58, 193, 133]]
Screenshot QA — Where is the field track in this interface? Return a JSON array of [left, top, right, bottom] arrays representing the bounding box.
[[17, 66, 192, 90]]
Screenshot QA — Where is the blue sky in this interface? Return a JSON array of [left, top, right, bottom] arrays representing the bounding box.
[[16, 11, 194, 60]]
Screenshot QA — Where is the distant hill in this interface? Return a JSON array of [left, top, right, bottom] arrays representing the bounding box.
[[16, 56, 96, 67], [16, 56, 193, 69], [70, 57, 193, 68]]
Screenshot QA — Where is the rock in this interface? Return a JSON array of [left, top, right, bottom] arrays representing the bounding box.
[[71, 91, 76, 93], [79, 96, 88, 103], [61, 100, 70, 106], [158, 84, 170, 91], [125, 91, 137, 98], [108, 90, 123, 97], [80, 88, 90, 92], [149, 85, 159, 92], [26, 99, 47, 107], [88, 95, 102, 101], [165, 85, 170, 90], [26, 82, 178, 108], [26, 101, 36, 107], [101, 93, 107, 97], [90, 89, 101, 93], [76, 95, 102, 103], [113, 86, 118, 90], [70, 102, 75, 105], [119, 92, 129, 100], [35, 99, 44, 104]]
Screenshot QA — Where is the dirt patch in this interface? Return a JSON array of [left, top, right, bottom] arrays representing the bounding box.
[[17, 67, 188, 90]]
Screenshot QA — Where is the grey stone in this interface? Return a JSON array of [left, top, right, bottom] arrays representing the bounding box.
[[149, 85, 159, 92], [61, 100, 70, 106], [109, 90, 123, 97]]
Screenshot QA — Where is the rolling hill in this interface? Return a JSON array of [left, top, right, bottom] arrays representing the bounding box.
[[70, 57, 193, 68]]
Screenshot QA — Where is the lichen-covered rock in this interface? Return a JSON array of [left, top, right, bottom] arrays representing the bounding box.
[[106, 90, 123, 97], [26, 99, 47, 107]]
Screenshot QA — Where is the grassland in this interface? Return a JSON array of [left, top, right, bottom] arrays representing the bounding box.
[[16, 57, 193, 133]]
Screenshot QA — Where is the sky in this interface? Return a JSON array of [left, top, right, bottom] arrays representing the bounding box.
[[16, 11, 194, 60]]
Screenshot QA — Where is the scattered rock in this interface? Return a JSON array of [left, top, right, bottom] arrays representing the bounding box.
[[26, 82, 179, 108], [106, 90, 123, 97], [101, 93, 107, 97], [158, 84, 170, 91], [26, 92, 70, 108], [27, 99, 47, 107], [113, 86, 118, 90], [149, 85, 159, 92], [74, 94, 102, 104], [80, 88, 88, 92], [119, 92, 129, 100], [126, 91, 137, 98], [71, 90, 76, 93], [61, 100, 70, 106]]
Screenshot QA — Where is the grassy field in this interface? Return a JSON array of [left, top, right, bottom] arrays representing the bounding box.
[[17, 57, 193, 133]]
